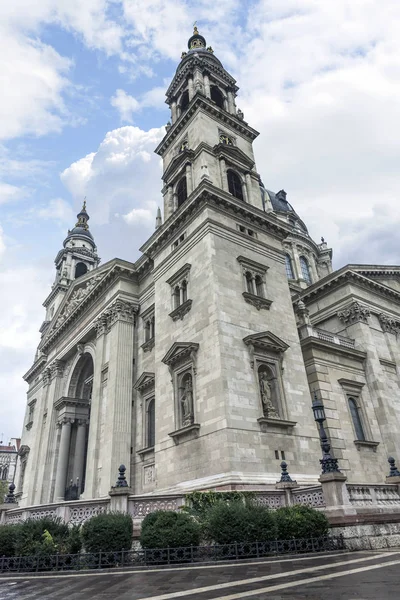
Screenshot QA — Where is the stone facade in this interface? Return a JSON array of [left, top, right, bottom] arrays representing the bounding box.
[[0, 439, 20, 486], [15, 28, 400, 509]]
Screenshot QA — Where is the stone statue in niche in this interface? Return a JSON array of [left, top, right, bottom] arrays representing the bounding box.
[[180, 374, 194, 427], [259, 367, 279, 419]]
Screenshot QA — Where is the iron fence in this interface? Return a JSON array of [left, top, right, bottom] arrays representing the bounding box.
[[0, 535, 344, 573]]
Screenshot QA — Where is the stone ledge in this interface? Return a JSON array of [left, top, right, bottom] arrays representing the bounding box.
[[137, 446, 155, 462], [257, 417, 296, 433], [169, 299, 193, 321], [354, 440, 379, 452], [242, 292, 272, 311], [141, 338, 155, 353], [168, 423, 200, 444]]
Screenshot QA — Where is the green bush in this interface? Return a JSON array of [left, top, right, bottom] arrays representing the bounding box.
[[184, 491, 256, 517], [81, 512, 133, 553], [14, 517, 69, 557], [205, 502, 277, 544], [140, 511, 201, 549], [0, 524, 19, 557], [275, 505, 329, 540], [59, 525, 82, 555]]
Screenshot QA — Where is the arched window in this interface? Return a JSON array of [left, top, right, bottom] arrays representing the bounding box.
[[227, 170, 244, 201], [176, 177, 188, 208], [299, 256, 312, 284], [211, 86, 224, 109], [348, 397, 365, 441], [285, 254, 294, 279], [75, 262, 88, 279], [147, 399, 155, 447], [245, 271, 254, 294], [255, 275, 264, 297], [180, 90, 189, 112], [2, 467, 7, 480]]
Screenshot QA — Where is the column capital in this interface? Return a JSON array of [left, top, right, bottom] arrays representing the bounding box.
[[50, 359, 65, 380], [42, 368, 52, 386], [108, 298, 138, 327], [57, 416, 74, 427]]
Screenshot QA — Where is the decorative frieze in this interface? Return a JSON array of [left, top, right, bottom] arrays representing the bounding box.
[[55, 271, 107, 329], [337, 301, 370, 325], [378, 313, 400, 335]]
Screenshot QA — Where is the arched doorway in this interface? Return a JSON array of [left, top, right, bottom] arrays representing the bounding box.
[[55, 352, 93, 501]]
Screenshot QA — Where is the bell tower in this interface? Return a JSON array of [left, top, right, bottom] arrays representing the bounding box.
[[41, 201, 100, 333], [155, 27, 265, 221]]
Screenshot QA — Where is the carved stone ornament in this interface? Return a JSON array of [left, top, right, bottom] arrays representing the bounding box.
[[141, 337, 155, 353], [55, 271, 107, 329], [242, 292, 272, 311], [295, 300, 310, 325], [134, 372, 155, 394], [378, 313, 400, 335], [50, 360, 64, 379], [162, 342, 199, 371], [259, 369, 279, 419], [337, 301, 370, 325], [94, 298, 137, 337], [169, 298, 193, 321], [42, 368, 52, 386]]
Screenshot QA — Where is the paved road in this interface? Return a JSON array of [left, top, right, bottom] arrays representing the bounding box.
[[0, 550, 399, 599]]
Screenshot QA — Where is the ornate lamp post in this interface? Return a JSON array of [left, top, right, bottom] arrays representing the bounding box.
[[312, 392, 341, 474]]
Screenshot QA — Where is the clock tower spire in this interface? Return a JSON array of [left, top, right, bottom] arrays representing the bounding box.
[[155, 26, 264, 221]]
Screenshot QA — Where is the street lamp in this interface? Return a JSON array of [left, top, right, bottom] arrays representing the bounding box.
[[312, 391, 341, 474]]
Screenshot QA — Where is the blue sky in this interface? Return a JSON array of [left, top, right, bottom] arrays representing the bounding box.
[[1, 0, 400, 442]]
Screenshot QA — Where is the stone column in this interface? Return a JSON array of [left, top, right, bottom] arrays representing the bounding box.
[[173, 192, 178, 211], [186, 163, 193, 194], [291, 243, 302, 280], [54, 418, 73, 501], [73, 419, 88, 493], [203, 73, 211, 98], [171, 101, 177, 123], [188, 77, 194, 101], [219, 158, 228, 192], [83, 316, 107, 499], [164, 185, 173, 220], [37, 362, 64, 504], [101, 299, 136, 496]]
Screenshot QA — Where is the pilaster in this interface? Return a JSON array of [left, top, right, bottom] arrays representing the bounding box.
[[101, 299, 137, 496], [83, 316, 107, 499]]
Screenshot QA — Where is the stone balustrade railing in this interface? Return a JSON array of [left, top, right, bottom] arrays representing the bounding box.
[[347, 484, 400, 507], [299, 324, 356, 349]]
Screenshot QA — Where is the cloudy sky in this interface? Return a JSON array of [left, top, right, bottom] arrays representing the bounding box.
[[1, 0, 399, 443]]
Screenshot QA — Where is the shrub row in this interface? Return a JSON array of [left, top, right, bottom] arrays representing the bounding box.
[[140, 504, 329, 549], [0, 513, 132, 558]]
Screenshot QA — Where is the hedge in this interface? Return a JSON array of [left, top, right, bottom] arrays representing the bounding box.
[[204, 501, 277, 544], [81, 512, 133, 553], [275, 505, 329, 540], [140, 510, 201, 549]]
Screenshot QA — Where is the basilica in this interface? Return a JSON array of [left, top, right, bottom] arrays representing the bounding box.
[[16, 28, 400, 508]]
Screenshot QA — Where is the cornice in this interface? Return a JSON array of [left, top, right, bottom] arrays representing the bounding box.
[[23, 355, 48, 383], [297, 268, 400, 305], [139, 181, 291, 259], [166, 53, 236, 98], [155, 93, 259, 156], [41, 263, 137, 353], [42, 283, 69, 308], [300, 336, 367, 361]]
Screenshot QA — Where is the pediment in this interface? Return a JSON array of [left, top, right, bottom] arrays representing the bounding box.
[[51, 270, 109, 332], [163, 149, 195, 182], [161, 342, 199, 367], [213, 143, 255, 170], [134, 372, 155, 393], [243, 331, 289, 354]]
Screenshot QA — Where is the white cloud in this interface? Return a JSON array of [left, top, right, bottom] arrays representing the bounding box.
[[111, 89, 140, 123], [0, 225, 6, 260], [61, 125, 164, 242], [37, 198, 75, 223], [0, 182, 27, 204]]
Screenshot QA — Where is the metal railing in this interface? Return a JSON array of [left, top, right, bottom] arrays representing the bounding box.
[[0, 535, 344, 573]]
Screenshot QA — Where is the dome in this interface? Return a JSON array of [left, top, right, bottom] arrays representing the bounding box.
[[66, 227, 94, 241], [260, 184, 309, 235]]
